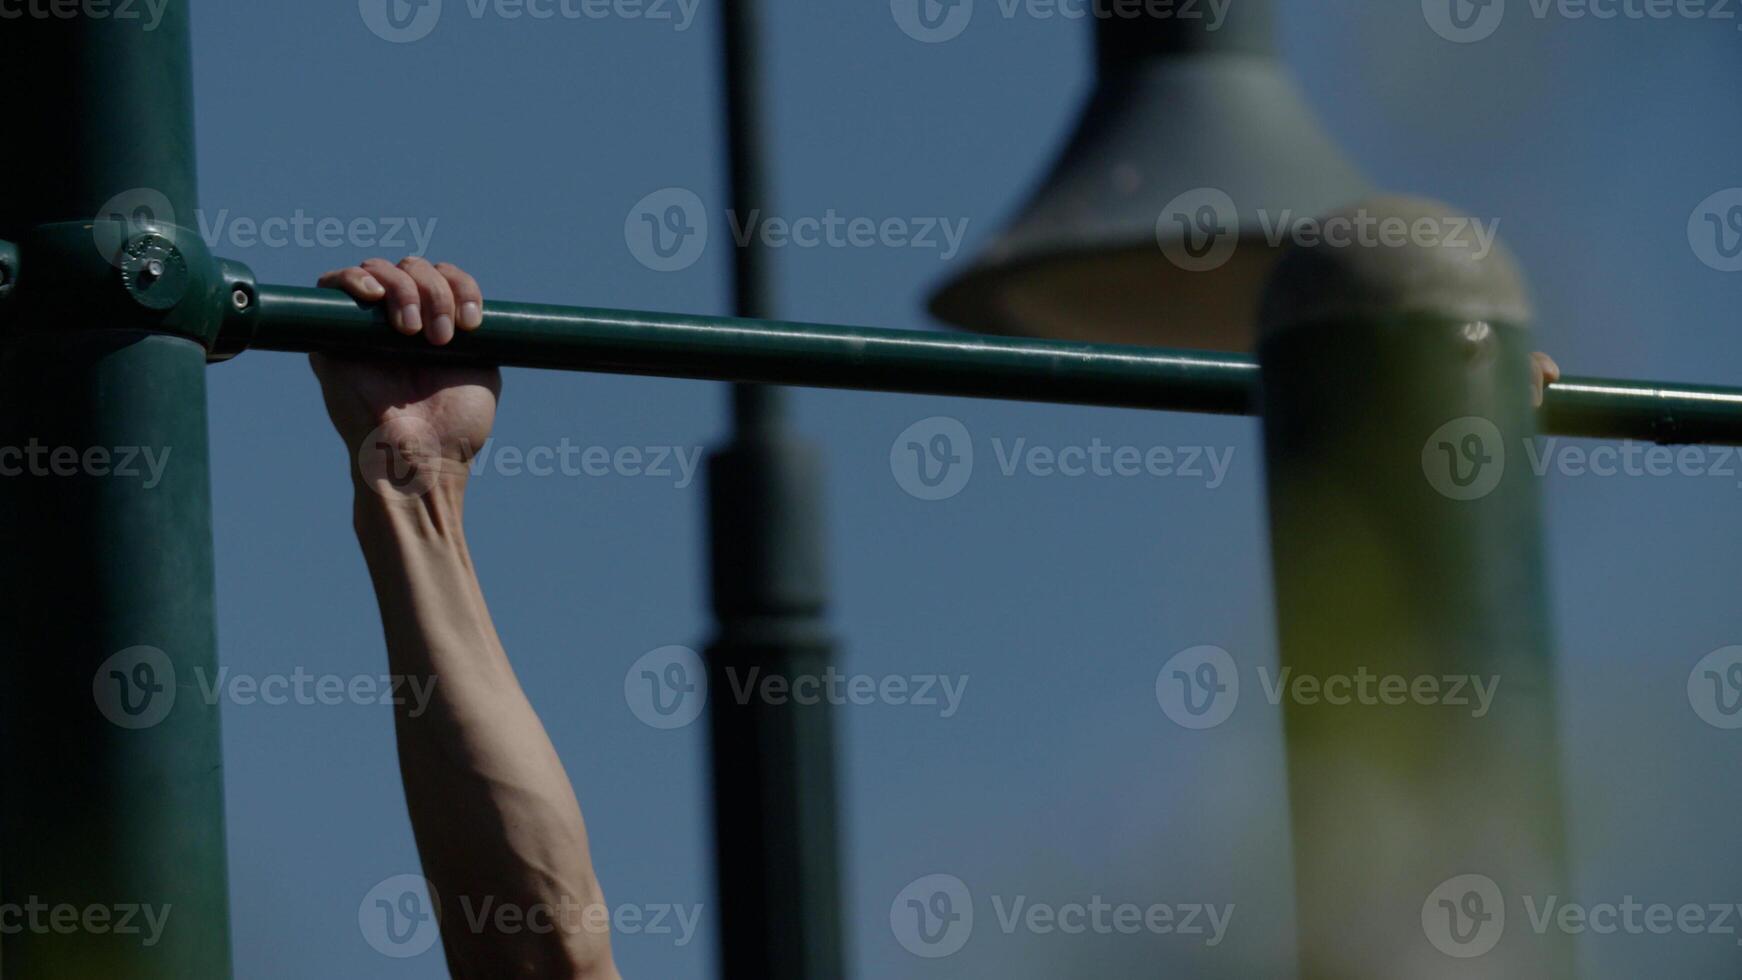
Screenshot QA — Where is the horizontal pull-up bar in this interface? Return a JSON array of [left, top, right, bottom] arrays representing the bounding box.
[[247, 285, 1742, 446]]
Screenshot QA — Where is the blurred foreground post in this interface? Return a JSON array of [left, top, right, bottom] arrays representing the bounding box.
[[1258, 198, 1573, 978]]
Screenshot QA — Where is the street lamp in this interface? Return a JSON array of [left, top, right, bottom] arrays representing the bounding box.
[[929, 0, 1367, 350]]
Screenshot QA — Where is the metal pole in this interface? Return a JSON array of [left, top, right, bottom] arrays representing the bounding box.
[[1257, 198, 1573, 977], [703, 0, 847, 975], [0, 3, 234, 977], [234, 284, 1742, 445]]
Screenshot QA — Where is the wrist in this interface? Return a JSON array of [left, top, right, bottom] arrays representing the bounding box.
[[352, 469, 470, 551]]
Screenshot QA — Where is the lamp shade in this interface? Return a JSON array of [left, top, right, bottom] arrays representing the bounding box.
[[929, 0, 1368, 351]]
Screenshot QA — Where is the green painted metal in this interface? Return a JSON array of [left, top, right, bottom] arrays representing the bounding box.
[[1257, 201, 1571, 976], [928, 0, 1369, 350], [705, 0, 848, 976], [1262, 317, 1574, 978], [246, 284, 1260, 411], [243, 283, 1742, 445], [0, 3, 234, 977]]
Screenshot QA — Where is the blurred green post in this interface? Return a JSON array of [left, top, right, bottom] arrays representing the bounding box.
[[703, 0, 848, 977], [1258, 198, 1574, 978]]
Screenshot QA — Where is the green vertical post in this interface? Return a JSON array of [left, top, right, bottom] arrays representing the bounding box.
[[1257, 198, 1573, 978], [0, 3, 234, 977], [703, 0, 847, 976]]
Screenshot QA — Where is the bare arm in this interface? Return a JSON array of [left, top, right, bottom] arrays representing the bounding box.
[[314, 258, 619, 979]]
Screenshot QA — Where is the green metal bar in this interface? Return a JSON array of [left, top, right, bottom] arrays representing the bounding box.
[[250, 284, 1256, 412], [0, 2, 233, 977], [247, 284, 1742, 445]]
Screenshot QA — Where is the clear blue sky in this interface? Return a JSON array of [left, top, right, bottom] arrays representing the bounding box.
[[188, 1, 1742, 976]]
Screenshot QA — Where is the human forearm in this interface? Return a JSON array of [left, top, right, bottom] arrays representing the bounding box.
[[354, 476, 618, 980]]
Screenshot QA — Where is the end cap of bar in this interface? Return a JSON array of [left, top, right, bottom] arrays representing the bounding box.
[[1258, 195, 1531, 337]]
